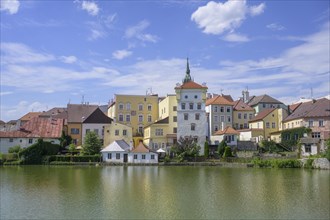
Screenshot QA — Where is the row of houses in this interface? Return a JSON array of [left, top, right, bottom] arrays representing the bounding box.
[[1, 59, 329, 159]]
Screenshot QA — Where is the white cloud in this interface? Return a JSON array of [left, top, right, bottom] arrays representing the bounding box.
[[81, 1, 99, 16], [0, 0, 20, 14], [125, 20, 159, 43], [112, 50, 132, 60], [223, 33, 250, 42], [191, 0, 265, 35], [60, 56, 78, 64], [86, 21, 107, 41], [3, 101, 50, 121], [0, 91, 13, 96], [249, 3, 265, 16], [267, 23, 285, 31]]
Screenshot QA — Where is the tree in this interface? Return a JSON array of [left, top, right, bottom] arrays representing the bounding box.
[[204, 141, 209, 158], [68, 143, 76, 155], [58, 131, 72, 148], [218, 140, 227, 157], [171, 136, 200, 161], [223, 146, 233, 158], [82, 132, 102, 155], [8, 145, 21, 153]]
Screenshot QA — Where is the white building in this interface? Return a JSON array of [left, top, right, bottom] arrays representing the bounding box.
[[101, 140, 131, 163], [128, 141, 158, 164], [175, 59, 208, 155]]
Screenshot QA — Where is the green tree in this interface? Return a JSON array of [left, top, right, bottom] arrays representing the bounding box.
[[204, 141, 209, 158], [171, 136, 200, 161], [68, 143, 76, 155], [218, 140, 227, 157], [58, 131, 72, 148], [82, 131, 102, 155], [223, 146, 233, 158], [8, 145, 21, 153]]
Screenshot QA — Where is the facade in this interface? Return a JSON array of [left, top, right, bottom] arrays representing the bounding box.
[[210, 126, 239, 146], [129, 141, 158, 163], [175, 59, 208, 155], [103, 122, 133, 147], [238, 128, 264, 143], [206, 95, 234, 137], [232, 99, 255, 130], [247, 94, 287, 115], [0, 117, 63, 153], [107, 94, 159, 137], [101, 140, 131, 163]]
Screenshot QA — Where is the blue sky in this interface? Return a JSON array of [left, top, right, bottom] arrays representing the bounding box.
[[1, 0, 329, 122]]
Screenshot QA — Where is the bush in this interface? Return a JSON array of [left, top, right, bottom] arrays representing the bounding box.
[[223, 146, 233, 158], [218, 140, 227, 156], [8, 145, 21, 153], [3, 160, 23, 165], [2, 153, 19, 162], [304, 158, 314, 169]]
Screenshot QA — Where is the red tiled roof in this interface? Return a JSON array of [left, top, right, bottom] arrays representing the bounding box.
[[249, 108, 276, 122], [131, 142, 150, 153], [206, 95, 234, 106], [289, 103, 302, 112], [20, 112, 42, 121], [0, 117, 63, 138], [175, 81, 208, 89], [232, 99, 254, 111], [214, 126, 239, 135]]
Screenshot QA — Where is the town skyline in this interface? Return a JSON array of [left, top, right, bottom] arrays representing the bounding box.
[[1, 0, 329, 122]]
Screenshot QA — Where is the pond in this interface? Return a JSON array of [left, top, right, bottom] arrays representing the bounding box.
[[1, 166, 329, 219]]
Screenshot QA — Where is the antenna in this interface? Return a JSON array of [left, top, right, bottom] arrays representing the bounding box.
[[310, 88, 313, 99], [220, 88, 224, 95], [81, 95, 85, 104]]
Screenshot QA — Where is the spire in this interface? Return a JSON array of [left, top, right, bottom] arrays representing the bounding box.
[[183, 58, 192, 83]]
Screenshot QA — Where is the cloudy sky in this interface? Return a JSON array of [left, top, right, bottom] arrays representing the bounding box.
[[1, 0, 329, 122]]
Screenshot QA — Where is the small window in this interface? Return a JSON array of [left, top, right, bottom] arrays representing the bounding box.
[[108, 153, 112, 159], [86, 129, 90, 134], [148, 104, 152, 111], [119, 103, 124, 110], [126, 114, 131, 122], [155, 129, 163, 136], [138, 115, 143, 122], [197, 103, 201, 110], [214, 106, 218, 112], [189, 103, 194, 110], [191, 123, 196, 131], [138, 104, 143, 111], [116, 153, 120, 159], [118, 114, 124, 122], [227, 116, 231, 122], [148, 115, 152, 123], [272, 122, 276, 128], [173, 127, 177, 133], [9, 138, 13, 142], [185, 95, 188, 99], [305, 145, 311, 153], [126, 103, 131, 110], [94, 129, 99, 135], [28, 139, 33, 144], [214, 115, 218, 122], [226, 107, 230, 113], [266, 122, 270, 128], [115, 130, 119, 136], [70, 128, 79, 134], [184, 113, 189, 120], [220, 107, 224, 112], [243, 113, 247, 119], [151, 155, 155, 160], [249, 114, 253, 119], [194, 95, 198, 99], [173, 106, 177, 111], [238, 113, 241, 119], [308, 120, 313, 127], [195, 113, 200, 120], [214, 125, 218, 131], [134, 154, 137, 159], [319, 120, 324, 127], [181, 103, 186, 110], [123, 129, 127, 136], [138, 126, 143, 134], [142, 155, 146, 160], [173, 116, 177, 122]]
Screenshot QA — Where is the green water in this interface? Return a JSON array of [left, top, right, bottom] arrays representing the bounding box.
[[1, 166, 329, 219]]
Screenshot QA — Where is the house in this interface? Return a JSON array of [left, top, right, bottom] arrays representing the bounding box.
[[67, 104, 98, 145], [232, 99, 255, 130], [300, 137, 319, 156], [144, 95, 178, 151], [19, 112, 42, 127], [210, 126, 239, 146], [129, 141, 158, 164], [39, 107, 67, 119], [101, 140, 131, 163], [175, 59, 208, 155], [238, 128, 264, 143], [247, 94, 287, 115], [0, 117, 64, 153], [205, 94, 234, 137], [103, 122, 133, 147], [107, 93, 159, 137], [282, 98, 330, 154], [249, 108, 288, 141]]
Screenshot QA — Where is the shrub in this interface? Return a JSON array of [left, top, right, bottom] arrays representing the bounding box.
[[218, 140, 227, 156], [8, 145, 21, 153], [223, 146, 233, 158], [304, 158, 314, 169], [2, 153, 19, 162], [3, 160, 23, 165]]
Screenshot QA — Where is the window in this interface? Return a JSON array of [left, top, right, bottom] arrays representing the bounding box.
[[194, 95, 198, 99], [155, 129, 163, 136], [244, 114, 247, 119], [227, 116, 231, 122], [263, 103, 266, 108], [184, 113, 189, 120], [214, 125, 218, 131], [266, 122, 270, 128], [305, 145, 311, 153], [312, 132, 321, 138], [138, 104, 143, 111], [173, 116, 177, 122], [181, 103, 186, 110], [220, 107, 224, 112], [244, 123, 248, 129], [142, 155, 146, 160], [118, 114, 124, 122], [116, 153, 120, 159], [319, 120, 324, 127], [214, 115, 218, 122], [238, 113, 241, 119], [189, 103, 194, 110], [138, 115, 143, 122], [115, 130, 119, 136], [308, 120, 313, 127], [126, 114, 131, 122], [9, 138, 13, 142], [72, 139, 78, 145], [148, 104, 152, 111], [86, 129, 90, 134], [71, 128, 79, 134], [197, 103, 201, 110], [173, 127, 177, 133], [119, 103, 124, 110], [272, 122, 276, 128], [226, 107, 231, 113], [138, 126, 143, 134], [191, 123, 196, 131], [173, 106, 177, 111], [107, 153, 112, 159], [123, 129, 127, 136], [185, 95, 188, 99], [126, 103, 131, 110], [148, 115, 152, 123], [220, 116, 225, 122], [214, 106, 218, 112], [94, 129, 99, 135], [195, 113, 200, 120], [134, 154, 137, 159], [249, 114, 253, 119], [294, 133, 299, 140], [151, 155, 155, 160]]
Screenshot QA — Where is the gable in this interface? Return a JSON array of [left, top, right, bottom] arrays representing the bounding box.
[[83, 108, 113, 124]]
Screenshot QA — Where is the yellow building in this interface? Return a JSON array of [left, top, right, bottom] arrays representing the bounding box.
[[108, 94, 159, 137], [103, 122, 133, 147], [144, 95, 178, 150], [249, 108, 288, 140], [232, 99, 255, 130]]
